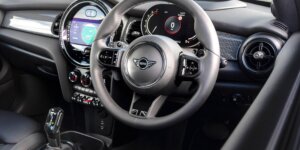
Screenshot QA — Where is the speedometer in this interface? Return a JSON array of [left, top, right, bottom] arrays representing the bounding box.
[[141, 4, 199, 47]]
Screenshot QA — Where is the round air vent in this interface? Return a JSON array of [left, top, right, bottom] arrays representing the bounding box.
[[239, 33, 284, 77]]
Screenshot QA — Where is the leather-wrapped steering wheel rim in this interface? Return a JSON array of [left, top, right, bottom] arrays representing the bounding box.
[[91, 0, 220, 129]]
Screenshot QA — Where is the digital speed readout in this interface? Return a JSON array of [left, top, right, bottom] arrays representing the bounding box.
[[141, 4, 199, 47]]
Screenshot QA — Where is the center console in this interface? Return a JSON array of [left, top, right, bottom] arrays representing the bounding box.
[[40, 108, 107, 150], [59, 0, 112, 107], [55, 0, 116, 147]]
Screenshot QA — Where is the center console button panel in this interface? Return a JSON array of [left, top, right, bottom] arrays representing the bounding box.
[[69, 69, 104, 108], [72, 92, 103, 107]]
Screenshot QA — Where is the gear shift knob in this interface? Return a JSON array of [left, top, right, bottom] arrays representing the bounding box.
[[44, 107, 64, 148]]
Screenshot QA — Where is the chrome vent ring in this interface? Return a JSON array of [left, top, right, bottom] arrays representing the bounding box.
[[244, 41, 275, 71], [239, 33, 284, 77]]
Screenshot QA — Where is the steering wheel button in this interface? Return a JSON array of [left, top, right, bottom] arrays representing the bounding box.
[[178, 55, 200, 78], [181, 68, 186, 76], [99, 50, 120, 66], [130, 109, 139, 116]]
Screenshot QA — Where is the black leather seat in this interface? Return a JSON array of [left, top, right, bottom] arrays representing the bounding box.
[[0, 110, 45, 150]]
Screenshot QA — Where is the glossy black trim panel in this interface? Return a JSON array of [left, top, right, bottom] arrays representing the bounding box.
[[0, 28, 73, 101]]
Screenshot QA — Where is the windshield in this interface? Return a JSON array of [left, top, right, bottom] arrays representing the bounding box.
[[113, 0, 272, 4], [200, 0, 271, 1], [110, 0, 272, 7]]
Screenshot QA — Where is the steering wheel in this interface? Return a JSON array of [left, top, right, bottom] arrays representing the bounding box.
[[91, 0, 220, 129]]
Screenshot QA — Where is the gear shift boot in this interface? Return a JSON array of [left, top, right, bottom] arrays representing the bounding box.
[[44, 141, 74, 150], [40, 108, 105, 150]]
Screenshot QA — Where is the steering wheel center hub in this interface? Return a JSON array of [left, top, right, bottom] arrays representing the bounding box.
[[121, 35, 181, 95], [124, 43, 165, 87]]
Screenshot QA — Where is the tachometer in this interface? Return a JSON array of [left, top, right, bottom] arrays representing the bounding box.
[[141, 4, 199, 47]]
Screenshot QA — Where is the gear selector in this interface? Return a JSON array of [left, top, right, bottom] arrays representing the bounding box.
[[40, 107, 106, 150], [44, 107, 64, 149], [42, 108, 74, 150]]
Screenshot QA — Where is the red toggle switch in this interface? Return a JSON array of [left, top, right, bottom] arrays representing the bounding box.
[[83, 99, 93, 103]]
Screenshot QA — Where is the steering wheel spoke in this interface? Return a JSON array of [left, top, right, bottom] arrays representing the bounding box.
[[129, 93, 167, 118], [177, 53, 201, 80]]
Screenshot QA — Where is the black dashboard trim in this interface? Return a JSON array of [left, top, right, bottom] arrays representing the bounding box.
[[0, 42, 55, 64], [0, 28, 73, 101]]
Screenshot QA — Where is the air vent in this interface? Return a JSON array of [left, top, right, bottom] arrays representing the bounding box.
[[239, 33, 284, 77], [125, 20, 142, 43], [243, 41, 275, 70], [272, 21, 288, 32], [52, 14, 62, 36]]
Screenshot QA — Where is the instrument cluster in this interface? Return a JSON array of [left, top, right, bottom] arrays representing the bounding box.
[[141, 4, 200, 48]]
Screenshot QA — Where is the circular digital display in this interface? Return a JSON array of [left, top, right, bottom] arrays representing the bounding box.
[[141, 4, 199, 47], [164, 16, 182, 35], [69, 5, 105, 49], [60, 0, 109, 67]]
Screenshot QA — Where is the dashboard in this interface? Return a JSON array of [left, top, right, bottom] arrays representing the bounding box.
[[60, 2, 201, 68], [0, 1, 294, 147], [0, 0, 288, 105]]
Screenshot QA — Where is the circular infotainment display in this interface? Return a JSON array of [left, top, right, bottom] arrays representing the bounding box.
[[69, 6, 105, 49], [60, 0, 109, 67]]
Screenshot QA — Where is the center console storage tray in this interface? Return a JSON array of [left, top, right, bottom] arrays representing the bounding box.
[[61, 131, 105, 150]]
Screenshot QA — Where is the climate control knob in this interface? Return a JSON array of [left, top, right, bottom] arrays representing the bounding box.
[[68, 70, 80, 83], [81, 72, 92, 87]]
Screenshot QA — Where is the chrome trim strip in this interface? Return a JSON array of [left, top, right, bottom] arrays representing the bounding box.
[[2, 11, 62, 38]]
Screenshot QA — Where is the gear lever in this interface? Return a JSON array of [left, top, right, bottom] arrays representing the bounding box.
[[44, 107, 64, 148]]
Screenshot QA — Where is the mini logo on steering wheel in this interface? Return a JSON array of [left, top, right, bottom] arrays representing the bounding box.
[[133, 57, 156, 70]]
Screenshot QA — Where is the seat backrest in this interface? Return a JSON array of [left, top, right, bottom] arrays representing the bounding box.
[[272, 0, 300, 33]]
